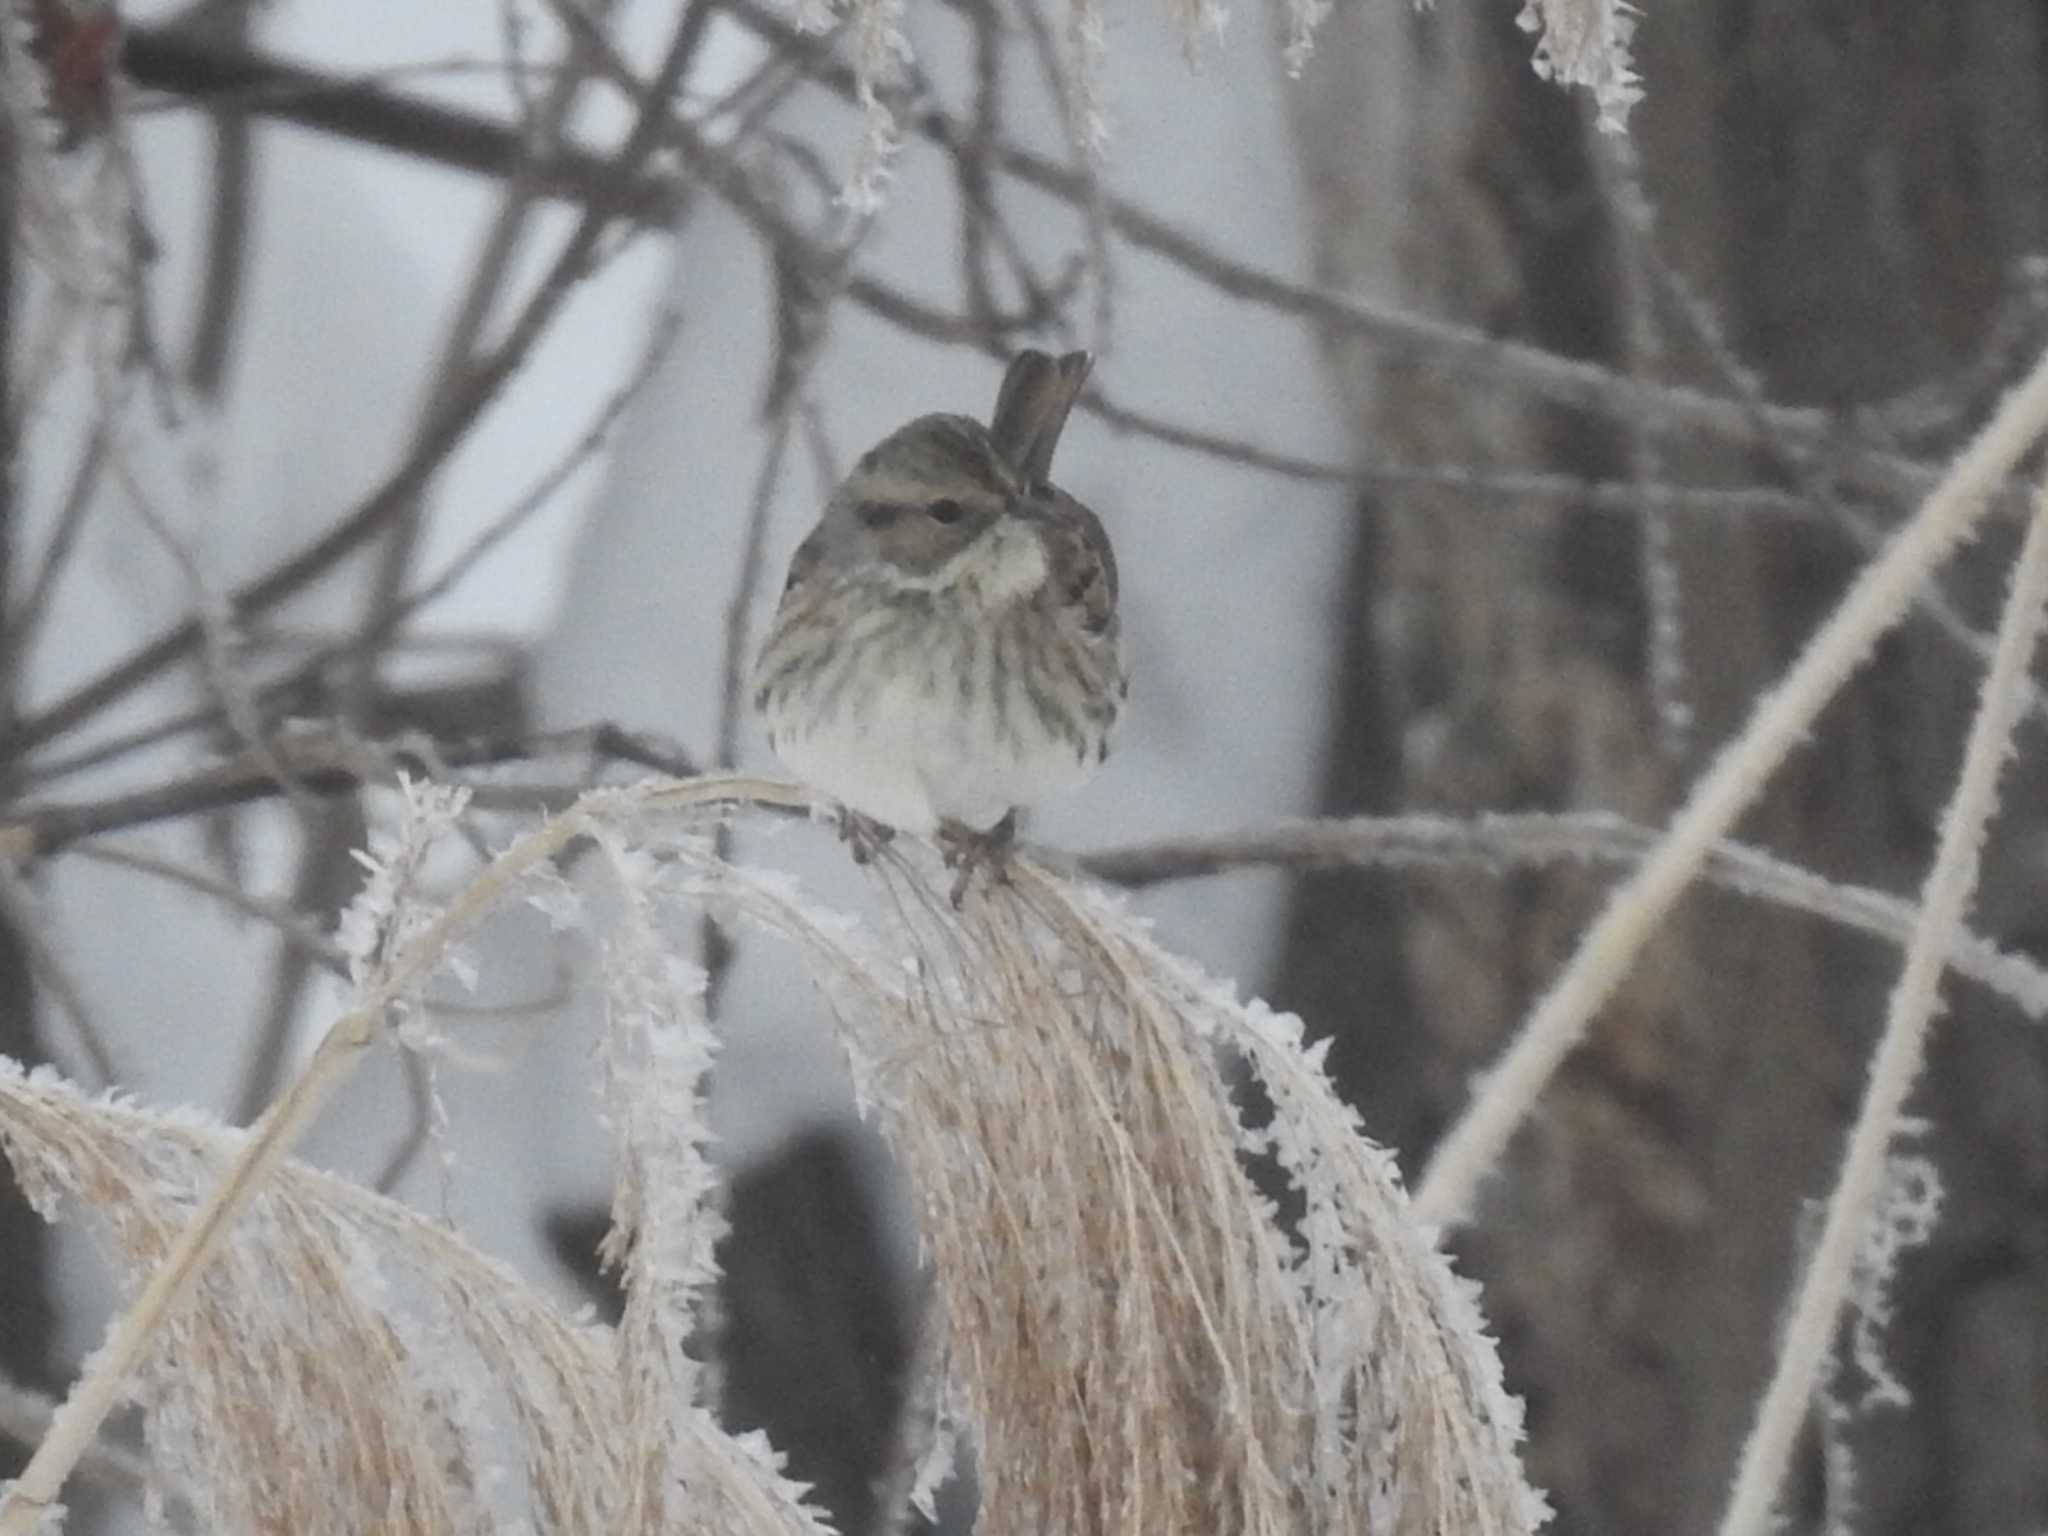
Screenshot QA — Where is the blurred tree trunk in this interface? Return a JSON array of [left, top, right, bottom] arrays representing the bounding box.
[[1270, 4, 2048, 1535]]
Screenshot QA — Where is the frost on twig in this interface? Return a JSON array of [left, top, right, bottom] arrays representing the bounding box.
[[0, 776, 1543, 1534], [1516, 0, 1642, 132]]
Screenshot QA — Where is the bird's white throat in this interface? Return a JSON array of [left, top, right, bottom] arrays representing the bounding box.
[[890, 518, 1049, 607]]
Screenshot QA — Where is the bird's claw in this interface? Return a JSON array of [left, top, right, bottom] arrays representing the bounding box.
[[938, 810, 1018, 908], [834, 808, 897, 866]]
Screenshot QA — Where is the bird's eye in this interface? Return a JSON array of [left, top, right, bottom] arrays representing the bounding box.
[[927, 498, 965, 525]]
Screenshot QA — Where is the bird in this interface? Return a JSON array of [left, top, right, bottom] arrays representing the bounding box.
[[752, 349, 1124, 894]]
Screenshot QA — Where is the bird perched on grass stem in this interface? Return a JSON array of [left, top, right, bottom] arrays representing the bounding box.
[[753, 350, 1125, 899]]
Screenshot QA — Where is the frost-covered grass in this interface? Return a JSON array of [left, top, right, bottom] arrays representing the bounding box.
[[0, 775, 1545, 1536]]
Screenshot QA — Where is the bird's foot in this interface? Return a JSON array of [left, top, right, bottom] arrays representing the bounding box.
[[834, 808, 898, 866], [938, 810, 1018, 908]]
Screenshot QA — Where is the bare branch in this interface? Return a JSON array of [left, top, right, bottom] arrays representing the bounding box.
[[1594, 135, 1691, 758], [73, 841, 350, 974], [713, 0, 1941, 508], [0, 427, 107, 710], [0, 722, 701, 859], [119, 24, 677, 224], [117, 13, 1950, 516], [0, 866, 123, 1085], [9, 13, 708, 762]]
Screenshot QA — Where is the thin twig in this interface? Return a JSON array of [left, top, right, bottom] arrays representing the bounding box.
[[8, 12, 707, 762], [1011, 0, 1112, 351], [393, 304, 686, 629], [955, 0, 1002, 331], [1595, 136, 1690, 759], [0, 866, 123, 1085], [716, 415, 800, 774], [371, 1050, 439, 1195], [123, 14, 1948, 509], [179, 0, 258, 400], [102, 418, 307, 820], [17, 311, 690, 797], [73, 841, 349, 974], [0, 721, 701, 859], [498, 0, 543, 128], [0, 427, 105, 705], [714, 0, 1940, 507]]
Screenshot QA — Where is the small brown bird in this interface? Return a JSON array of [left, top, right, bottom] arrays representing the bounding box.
[[752, 351, 1124, 874]]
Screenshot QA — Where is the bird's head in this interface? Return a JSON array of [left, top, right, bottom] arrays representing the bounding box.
[[783, 351, 1095, 602], [820, 413, 1033, 581]]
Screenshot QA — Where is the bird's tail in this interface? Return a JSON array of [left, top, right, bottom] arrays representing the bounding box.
[[989, 349, 1093, 484]]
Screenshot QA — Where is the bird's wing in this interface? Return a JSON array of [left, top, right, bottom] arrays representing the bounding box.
[[1035, 490, 1119, 636], [989, 350, 1092, 484]]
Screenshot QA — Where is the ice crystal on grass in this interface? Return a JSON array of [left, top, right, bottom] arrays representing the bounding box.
[[1065, 0, 1114, 158], [1283, 0, 1334, 76], [1808, 1145, 1940, 1536], [795, 0, 912, 209], [1844, 1146, 1942, 1413], [2, 4, 132, 296], [782, 0, 1638, 200], [589, 828, 731, 1521], [1516, 0, 1642, 131], [337, 777, 475, 1008]]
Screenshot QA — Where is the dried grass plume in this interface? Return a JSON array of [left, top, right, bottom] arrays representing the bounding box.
[[0, 776, 1546, 1535]]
